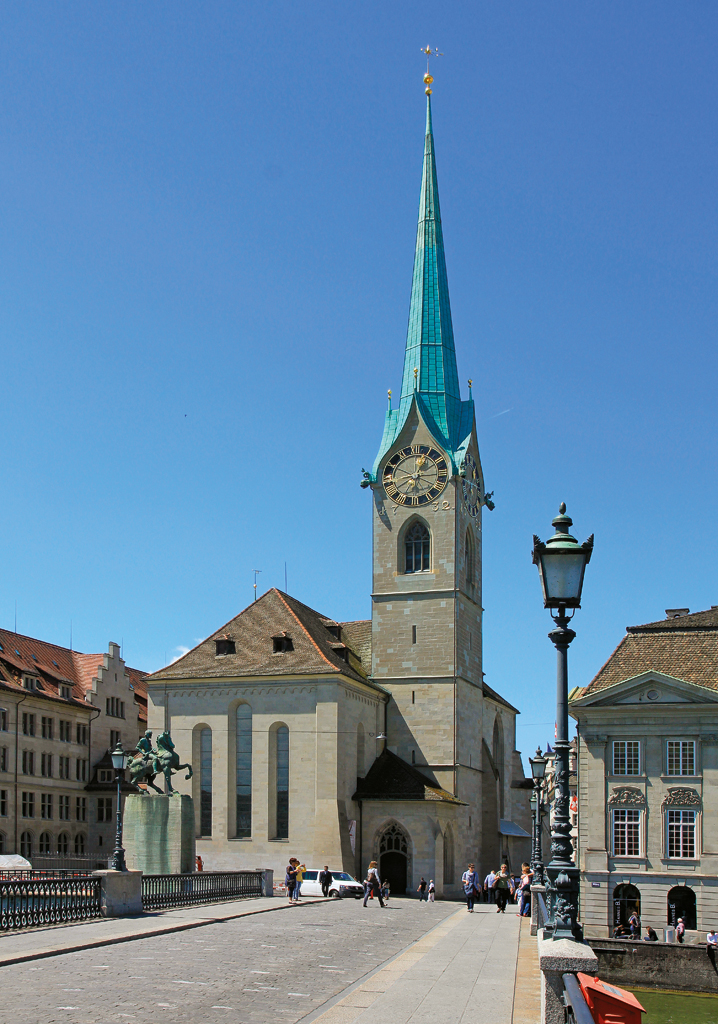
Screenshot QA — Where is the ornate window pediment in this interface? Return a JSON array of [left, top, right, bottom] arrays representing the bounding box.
[[663, 787, 701, 808], [608, 786, 645, 807]]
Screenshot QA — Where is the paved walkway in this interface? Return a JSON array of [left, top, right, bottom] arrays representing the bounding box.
[[511, 916, 542, 1024], [303, 905, 529, 1024], [0, 898, 542, 1024], [0, 894, 318, 967]]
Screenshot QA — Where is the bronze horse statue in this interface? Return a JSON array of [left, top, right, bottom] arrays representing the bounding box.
[[129, 729, 193, 795]]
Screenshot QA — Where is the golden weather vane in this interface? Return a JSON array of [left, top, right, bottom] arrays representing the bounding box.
[[421, 45, 443, 94]]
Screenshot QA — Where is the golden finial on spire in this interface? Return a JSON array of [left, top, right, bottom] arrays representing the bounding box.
[[413, 367, 419, 388], [421, 45, 443, 94]]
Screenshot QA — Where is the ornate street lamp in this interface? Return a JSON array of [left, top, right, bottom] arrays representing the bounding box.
[[533, 504, 593, 941], [110, 743, 130, 872], [529, 747, 547, 883]]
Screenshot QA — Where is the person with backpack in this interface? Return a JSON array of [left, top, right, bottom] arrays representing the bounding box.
[[493, 864, 513, 913], [462, 862, 480, 913], [362, 861, 385, 908], [285, 859, 298, 903]]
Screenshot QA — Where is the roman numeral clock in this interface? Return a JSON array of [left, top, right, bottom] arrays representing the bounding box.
[[382, 444, 449, 506]]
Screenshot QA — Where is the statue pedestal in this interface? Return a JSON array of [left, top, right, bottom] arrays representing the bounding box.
[[124, 793, 196, 874]]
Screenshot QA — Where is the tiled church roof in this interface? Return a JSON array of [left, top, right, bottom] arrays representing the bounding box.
[[147, 589, 378, 686], [340, 620, 372, 669], [580, 607, 718, 695], [353, 748, 464, 804], [0, 627, 147, 714]]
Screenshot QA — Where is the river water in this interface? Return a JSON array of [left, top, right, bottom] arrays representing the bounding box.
[[629, 987, 718, 1023]]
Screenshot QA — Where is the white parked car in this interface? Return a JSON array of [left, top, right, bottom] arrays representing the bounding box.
[[299, 870, 364, 899]]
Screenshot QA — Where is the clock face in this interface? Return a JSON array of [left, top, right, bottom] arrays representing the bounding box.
[[383, 445, 449, 506], [462, 452, 481, 517]]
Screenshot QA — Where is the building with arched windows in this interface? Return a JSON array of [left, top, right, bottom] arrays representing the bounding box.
[[145, 90, 530, 893], [571, 606, 718, 937]]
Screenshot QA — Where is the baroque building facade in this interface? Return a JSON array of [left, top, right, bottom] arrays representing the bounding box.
[[570, 607, 718, 938], [145, 92, 530, 894]]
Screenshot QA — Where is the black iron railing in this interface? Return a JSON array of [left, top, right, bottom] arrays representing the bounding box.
[[0, 869, 94, 881], [142, 871, 264, 910], [0, 876, 102, 931], [562, 973, 594, 1024]]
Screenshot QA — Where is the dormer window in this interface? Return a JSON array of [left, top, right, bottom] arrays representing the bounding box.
[[322, 621, 342, 640], [272, 633, 294, 654], [329, 642, 349, 663], [60, 685, 72, 700], [215, 637, 236, 657], [23, 676, 38, 691]]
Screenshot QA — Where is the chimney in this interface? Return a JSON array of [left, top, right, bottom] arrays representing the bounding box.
[[665, 608, 690, 619]]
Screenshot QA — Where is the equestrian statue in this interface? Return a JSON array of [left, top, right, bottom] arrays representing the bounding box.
[[129, 729, 193, 795]]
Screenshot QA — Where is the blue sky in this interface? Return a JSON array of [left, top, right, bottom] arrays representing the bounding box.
[[1, 2, 717, 768]]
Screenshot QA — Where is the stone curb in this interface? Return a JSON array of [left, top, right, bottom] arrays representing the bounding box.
[[0, 896, 333, 969]]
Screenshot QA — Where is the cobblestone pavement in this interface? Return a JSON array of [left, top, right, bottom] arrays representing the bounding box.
[[1, 898, 460, 1024]]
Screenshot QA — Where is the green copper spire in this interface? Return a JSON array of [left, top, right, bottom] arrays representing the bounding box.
[[399, 95, 461, 446], [372, 94, 473, 477]]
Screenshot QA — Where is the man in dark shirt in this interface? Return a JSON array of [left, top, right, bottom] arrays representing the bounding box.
[[319, 866, 333, 897]]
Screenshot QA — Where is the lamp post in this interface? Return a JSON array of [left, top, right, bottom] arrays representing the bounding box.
[[532, 503, 593, 941], [110, 743, 129, 872], [529, 747, 547, 883]]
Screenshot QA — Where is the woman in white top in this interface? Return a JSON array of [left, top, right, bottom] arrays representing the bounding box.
[[363, 861, 385, 907]]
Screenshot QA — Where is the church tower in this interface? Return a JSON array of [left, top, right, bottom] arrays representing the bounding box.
[[364, 85, 500, 874]]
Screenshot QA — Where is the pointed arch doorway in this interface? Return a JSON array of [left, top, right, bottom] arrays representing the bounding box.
[[378, 822, 410, 896]]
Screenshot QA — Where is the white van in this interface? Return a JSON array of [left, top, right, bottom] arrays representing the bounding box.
[[299, 870, 364, 899]]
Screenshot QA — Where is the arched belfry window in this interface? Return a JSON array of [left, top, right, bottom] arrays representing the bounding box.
[[405, 522, 430, 574]]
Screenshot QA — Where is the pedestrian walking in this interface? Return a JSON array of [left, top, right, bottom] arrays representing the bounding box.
[[428, 879, 435, 903], [676, 917, 685, 943], [462, 862, 480, 913], [629, 910, 641, 940], [363, 861, 385, 908], [381, 881, 390, 904], [708, 929, 718, 948], [518, 863, 533, 917], [319, 865, 333, 898], [417, 877, 428, 902], [285, 859, 298, 903], [493, 864, 513, 913], [196, 855, 204, 872], [484, 869, 496, 903]]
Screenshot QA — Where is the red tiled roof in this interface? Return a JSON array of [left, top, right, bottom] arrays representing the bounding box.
[[581, 607, 718, 695], [0, 627, 147, 711]]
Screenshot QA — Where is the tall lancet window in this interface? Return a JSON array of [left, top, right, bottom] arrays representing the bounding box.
[[465, 528, 475, 591], [405, 522, 430, 573], [276, 726, 289, 839], [200, 727, 212, 837], [236, 704, 252, 838]]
